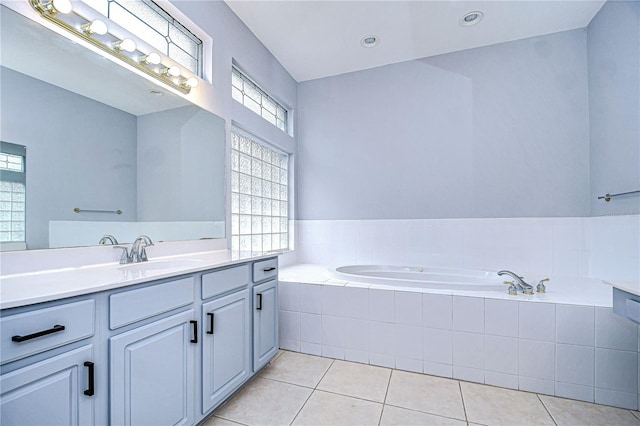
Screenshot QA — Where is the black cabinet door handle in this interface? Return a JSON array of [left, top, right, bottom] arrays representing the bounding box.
[[263, 267, 276, 272], [207, 313, 214, 335], [190, 320, 198, 344], [256, 293, 263, 310], [83, 361, 95, 396], [12, 324, 65, 343]]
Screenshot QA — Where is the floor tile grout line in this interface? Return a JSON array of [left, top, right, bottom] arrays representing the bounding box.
[[459, 381, 469, 423], [377, 369, 394, 426], [287, 358, 335, 425], [537, 394, 559, 426], [211, 414, 249, 426], [383, 401, 469, 423]]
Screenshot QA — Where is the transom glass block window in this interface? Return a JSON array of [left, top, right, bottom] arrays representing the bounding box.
[[0, 143, 26, 243], [232, 67, 288, 133], [230, 130, 289, 252], [80, 0, 203, 76]]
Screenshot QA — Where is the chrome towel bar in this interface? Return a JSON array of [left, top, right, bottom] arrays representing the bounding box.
[[597, 190, 640, 202], [74, 207, 123, 214]]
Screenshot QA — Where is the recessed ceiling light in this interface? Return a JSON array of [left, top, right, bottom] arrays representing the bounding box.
[[360, 35, 379, 48], [460, 11, 483, 27]]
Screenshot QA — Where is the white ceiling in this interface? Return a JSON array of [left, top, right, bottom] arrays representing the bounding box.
[[225, 0, 606, 82]]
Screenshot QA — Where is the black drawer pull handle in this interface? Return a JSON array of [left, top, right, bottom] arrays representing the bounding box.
[[207, 313, 214, 335], [256, 293, 263, 310], [190, 320, 198, 344], [263, 267, 276, 272], [12, 324, 65, 342], [84, 361, 95, 396]]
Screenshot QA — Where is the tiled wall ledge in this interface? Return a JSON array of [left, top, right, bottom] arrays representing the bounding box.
[[277, 278, 640, 410], [295, 215, 640, 282]]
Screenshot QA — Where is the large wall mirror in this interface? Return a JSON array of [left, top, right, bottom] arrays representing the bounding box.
[[0, 5, 226, 251]]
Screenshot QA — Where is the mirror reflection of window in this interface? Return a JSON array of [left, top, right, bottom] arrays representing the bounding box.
[[0, 142, 26, 250]]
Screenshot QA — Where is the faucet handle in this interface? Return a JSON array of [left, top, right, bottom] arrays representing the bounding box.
[[507, 283, 518, 296], [536, 278, 549, 293], [503, 281, 514, 285], [113, 246, 130, 264]]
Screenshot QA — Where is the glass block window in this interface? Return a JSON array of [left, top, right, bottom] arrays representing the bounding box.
[[232, 67, 288, 133], [0, 144, 26, 243], [81, 0, 203, 76], [231, 130, 289, 252]]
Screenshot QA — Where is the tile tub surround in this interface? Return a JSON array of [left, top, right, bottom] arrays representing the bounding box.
[[278, 266, 640, 410], [295, 215, 640, 282], [205, 350, 640, 426]]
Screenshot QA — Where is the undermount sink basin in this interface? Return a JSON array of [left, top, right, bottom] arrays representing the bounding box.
[[118, 259, 203, 271]]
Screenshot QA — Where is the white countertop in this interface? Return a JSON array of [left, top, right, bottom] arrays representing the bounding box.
[[0, 250, 278, 310], [604, 280, 640, 297]]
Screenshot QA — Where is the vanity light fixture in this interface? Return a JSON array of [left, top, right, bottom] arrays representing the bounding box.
[[28, 0, 197, 95], [81, 20, 108, 36], [112, 38, 136, 53], [459, 11, 484, 26], [43, 0, 72, 14], [139, 52, 161, 65]]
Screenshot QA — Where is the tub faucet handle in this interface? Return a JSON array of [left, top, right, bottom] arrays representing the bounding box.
[[503, 281, 513, 285], [506, 282, 518, 296], [536, 278, 549, 293]]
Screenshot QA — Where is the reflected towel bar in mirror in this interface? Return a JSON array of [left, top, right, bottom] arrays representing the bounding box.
[[74, 207, 123, 214], [597, 190, 640, 202]]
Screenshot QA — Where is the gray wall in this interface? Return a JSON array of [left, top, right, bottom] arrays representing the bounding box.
[[588, 0, 640, 216], [137, 105, 226, 222], [0, 67, 137, 249], [297, 29, 591, 220]]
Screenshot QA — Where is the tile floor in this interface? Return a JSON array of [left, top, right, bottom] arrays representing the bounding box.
[[203, 350, 640, 426]]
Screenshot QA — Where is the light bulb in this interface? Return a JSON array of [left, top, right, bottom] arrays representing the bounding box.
[[139, 52, 161, 65], [49, 0, 72, 14], [113, 38, 136, 53], [166, 65, 181, 77], [185, 77, 199, 88], [82, 20, 108, 35]]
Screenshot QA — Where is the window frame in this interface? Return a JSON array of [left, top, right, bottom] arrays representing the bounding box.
[[0, 142, 26, 244]]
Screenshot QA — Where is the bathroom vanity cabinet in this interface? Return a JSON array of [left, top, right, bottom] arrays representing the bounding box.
[[0, 256, 279, 426]]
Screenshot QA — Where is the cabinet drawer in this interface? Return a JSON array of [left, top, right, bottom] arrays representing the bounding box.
[[110, 277, 194, 329], [1, 299, 95, 364], [202, 265, 250, 300], [253, 258, 278, 283]]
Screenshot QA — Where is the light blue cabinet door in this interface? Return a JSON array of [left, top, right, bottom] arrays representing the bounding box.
[[110, 310, 195, 426], [253, 280, 278, 371], [1, 344, 95, 426], [201, 289, 250, 414]]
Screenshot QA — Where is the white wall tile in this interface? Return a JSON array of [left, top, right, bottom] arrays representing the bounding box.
[[321, 285, 345, 317], [453, 366, 484, 384], [322, 345, 345, 360], [370, 353, 395, 369], [280, 339, 300, 352], [423, 294, 452, 330], [278, 281, 300, 311], [300, 313, 321, 344], [321, 315, 345, 347], [555, 382, 593, 403], [485, 298, 518, 337], [453, 331, 484, 369], [595, 348, 638, 394], [519, 302, 556, 342], [595, 307, 639, 351], [453, 296, 484, 333], [344, 286, 369, 319], [345, 349, 369, 364], [485, 371, 519, 390], [556, 344, 594, 386], [369, 288, 395, 323], [394, 324, 422, 360], [556, 304, 595, 346], [344, 318, 369, 351], [396, 357, 423, 373], [519, 339, 555, 380], [423, 327, 453, 365], [300, 342, 321, 356], [595, 388, 638, 410], [423, 361, 453, 378], [299, 283, 322, 314], [369, 321, 395, 356], [519, 377, 555, 396], [279, 310, 300, 342], [395, 291, 422, 325], [485, 335, 518, 375]]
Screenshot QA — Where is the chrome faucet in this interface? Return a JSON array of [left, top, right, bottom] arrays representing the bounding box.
[[114, 235, 154, 264], [98, 235, 118, 245], [498, 270, 534, 295]]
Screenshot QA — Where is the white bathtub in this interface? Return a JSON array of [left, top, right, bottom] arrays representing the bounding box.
[[334, 265, 504, 291]]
